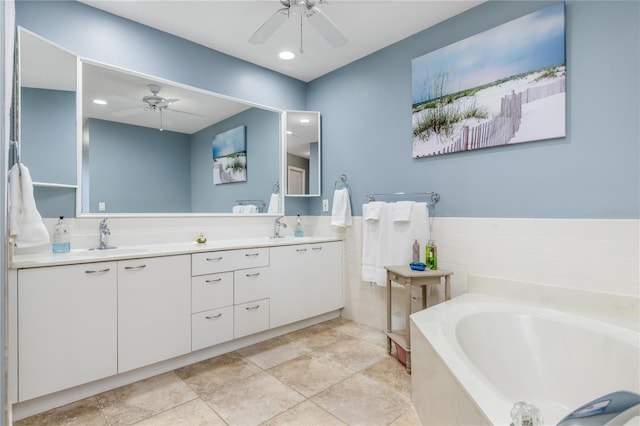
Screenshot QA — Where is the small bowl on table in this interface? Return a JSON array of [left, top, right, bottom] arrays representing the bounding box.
[[409, 262, 426, 271]]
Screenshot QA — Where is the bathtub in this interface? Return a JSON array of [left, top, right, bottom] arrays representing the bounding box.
[[410, 275, 640, 425]]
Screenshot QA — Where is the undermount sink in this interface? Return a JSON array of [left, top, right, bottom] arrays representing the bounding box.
[[76, 247, 148, 256]]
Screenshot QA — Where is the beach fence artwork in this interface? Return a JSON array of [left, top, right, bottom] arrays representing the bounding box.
[[411, 3, 566, 158], [213, 125, 247, 185]]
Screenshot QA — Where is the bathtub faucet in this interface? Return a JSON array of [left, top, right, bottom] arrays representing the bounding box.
[[510, 401, 543, 426]]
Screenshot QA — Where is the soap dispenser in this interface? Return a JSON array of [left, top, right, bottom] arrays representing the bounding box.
[[294, 215, 304, 237], [52, 216, 70, 253]]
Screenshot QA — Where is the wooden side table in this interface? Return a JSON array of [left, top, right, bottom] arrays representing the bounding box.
[[385, 265, 452, 373]]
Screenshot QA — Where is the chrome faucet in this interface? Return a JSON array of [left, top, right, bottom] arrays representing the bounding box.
[[99, 218, 111, 249], [273, 216, 287, 238]]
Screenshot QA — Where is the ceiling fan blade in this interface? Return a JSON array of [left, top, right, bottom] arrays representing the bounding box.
[[307, 6, 348, 48], [249, 7, 289, 44], [157, 98, 180, 108], [167, 108, 204, 117], [108, 94, 142, 106], [112, 106, 143, 117]]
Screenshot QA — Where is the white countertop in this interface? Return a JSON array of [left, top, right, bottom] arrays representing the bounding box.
[[11, 236, 341, 269]]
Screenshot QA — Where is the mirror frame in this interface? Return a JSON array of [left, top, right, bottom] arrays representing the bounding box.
[[282, 110, 321, 197], [76, 58, 286, 217]]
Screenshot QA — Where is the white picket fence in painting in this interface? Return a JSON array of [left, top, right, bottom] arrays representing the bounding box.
[[432, 76, 566, 155]]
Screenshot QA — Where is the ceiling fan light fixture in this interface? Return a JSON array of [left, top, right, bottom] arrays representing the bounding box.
[[279, 50, 295, 60]]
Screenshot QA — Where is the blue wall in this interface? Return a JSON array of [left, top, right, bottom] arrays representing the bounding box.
[[87, 119, 191, 213], [309, 1, 639, 219]]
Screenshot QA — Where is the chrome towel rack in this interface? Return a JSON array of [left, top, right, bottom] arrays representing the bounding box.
[[235, 199, 266, 212], [334, 174, 350, 190], [366, 191, 440, 206]]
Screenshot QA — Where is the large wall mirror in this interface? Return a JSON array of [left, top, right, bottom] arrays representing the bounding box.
[[284, 110, 320, 196], [80, 60, 283, 215]]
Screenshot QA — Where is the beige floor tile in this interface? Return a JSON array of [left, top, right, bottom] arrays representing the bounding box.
[[357, 327, 389, 348], [326, 318, 373, 337], [236, 335, 312, 369], [283, 323, 344, 350], [268, 353, 354, 397], [312, 374, 412, 426], [14, 397, 106, 426], [96, 372, 198, 426], [316, 335, 389, 372], [261, 400, 347, 426], [175, 351, 262, 395], [362, 356, 411, 397], [204, 371, 305, 426], [134, 399, 226, 426], [389, 406, 421, 426]]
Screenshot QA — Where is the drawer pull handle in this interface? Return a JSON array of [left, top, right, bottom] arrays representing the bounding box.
[[296, 248, 307, 253], [245, 304, 260, 311], [206, 257, 223, 262], [205, 313, 223, 320], [85, 268, 110, 274], [245, 272, 260, 278], [312, 247, 323, 252], [205, 278, 223, 283], [124, 265, 146, 270], [245, 253, 259, 257]]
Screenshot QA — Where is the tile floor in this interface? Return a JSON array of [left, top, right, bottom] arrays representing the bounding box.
[[15, 318, 420, 426]]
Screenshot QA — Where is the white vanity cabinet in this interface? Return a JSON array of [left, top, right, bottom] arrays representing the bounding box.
[[17, 262, 117, 401], [270, 241, 343, 328], [118, 255, 191, 372]]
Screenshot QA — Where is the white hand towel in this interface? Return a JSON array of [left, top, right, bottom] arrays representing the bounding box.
[[232, 205, 243, 214], [363, 201, 384, 221], [331, 188, 352, 228], [9, 163, 50, 248], [393, 201, 414, 222], [267, 193, 280, 214], [242, 205, 258, 214]]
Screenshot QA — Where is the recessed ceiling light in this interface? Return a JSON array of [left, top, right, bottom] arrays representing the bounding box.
[[93, 99, 107, 105], [278, 51, 295, 60], [300, 118, 310, 124], [286, 130, 293, 135]]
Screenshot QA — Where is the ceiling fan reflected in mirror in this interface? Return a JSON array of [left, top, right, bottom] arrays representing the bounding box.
[[249, 0, 348, 52], [111, 84, 203, 131]]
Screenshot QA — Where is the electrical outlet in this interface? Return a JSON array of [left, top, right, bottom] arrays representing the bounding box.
[[322, 199, 329, 212], [98, 202, 106, 212]]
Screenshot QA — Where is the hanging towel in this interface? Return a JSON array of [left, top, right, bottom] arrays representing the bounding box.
[[363, 201, 384, 221], [392, 201, 414, 222], [8, 163, 50, 248], [242, 205, 258, 214], [361, 202, 390, 285], [267, 193, 280, 214], [232, 205, 243, 214], [361, 202, 430, 286], [331, 188, 352, 228]]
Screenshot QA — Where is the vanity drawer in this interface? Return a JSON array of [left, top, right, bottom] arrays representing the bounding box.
[[234, 267, 270, 305], [192, 272, 233, 313], [192, 248, 269, 276], [234, 298, 269, 338], [192, 306, 234, 351]]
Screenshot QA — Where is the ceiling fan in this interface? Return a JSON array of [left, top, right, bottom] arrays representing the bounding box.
[[249, 0, 348, 51], [111, 84, 202, 131]]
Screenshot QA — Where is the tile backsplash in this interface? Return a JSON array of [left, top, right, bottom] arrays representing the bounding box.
[[317, 216, 639, 329]]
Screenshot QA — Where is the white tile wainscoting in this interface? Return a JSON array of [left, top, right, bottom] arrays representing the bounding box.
[[311, 216, 639, 330]]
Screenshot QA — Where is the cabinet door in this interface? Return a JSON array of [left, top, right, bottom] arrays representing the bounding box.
[[192, 272, 233, 313], [234, 266, 270, 304], [192, 306, 234, 351], [270, 242, 343, 328], [18, 262, 117, 401], [118, 255, 191, 373], [234, 298, 270, 338]]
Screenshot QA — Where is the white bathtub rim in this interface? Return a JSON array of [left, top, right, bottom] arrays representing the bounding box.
[[410, 292, 640, 425]]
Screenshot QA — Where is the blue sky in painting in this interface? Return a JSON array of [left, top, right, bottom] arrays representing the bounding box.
[[212, 125, 246, 158], [411, 2, 565, 105]]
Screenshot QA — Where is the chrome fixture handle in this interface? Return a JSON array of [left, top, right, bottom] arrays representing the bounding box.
[[273, 216, 288, 238], [124, 265, 147, 270], [98, 218, 111, 250], [85, 268, 111, 274]]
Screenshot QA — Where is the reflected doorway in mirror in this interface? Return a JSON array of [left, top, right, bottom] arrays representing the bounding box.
[[213, 125, 247, 185]]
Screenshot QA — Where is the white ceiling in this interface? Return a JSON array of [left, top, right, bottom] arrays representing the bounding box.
[[79, 0, 485, 82]]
